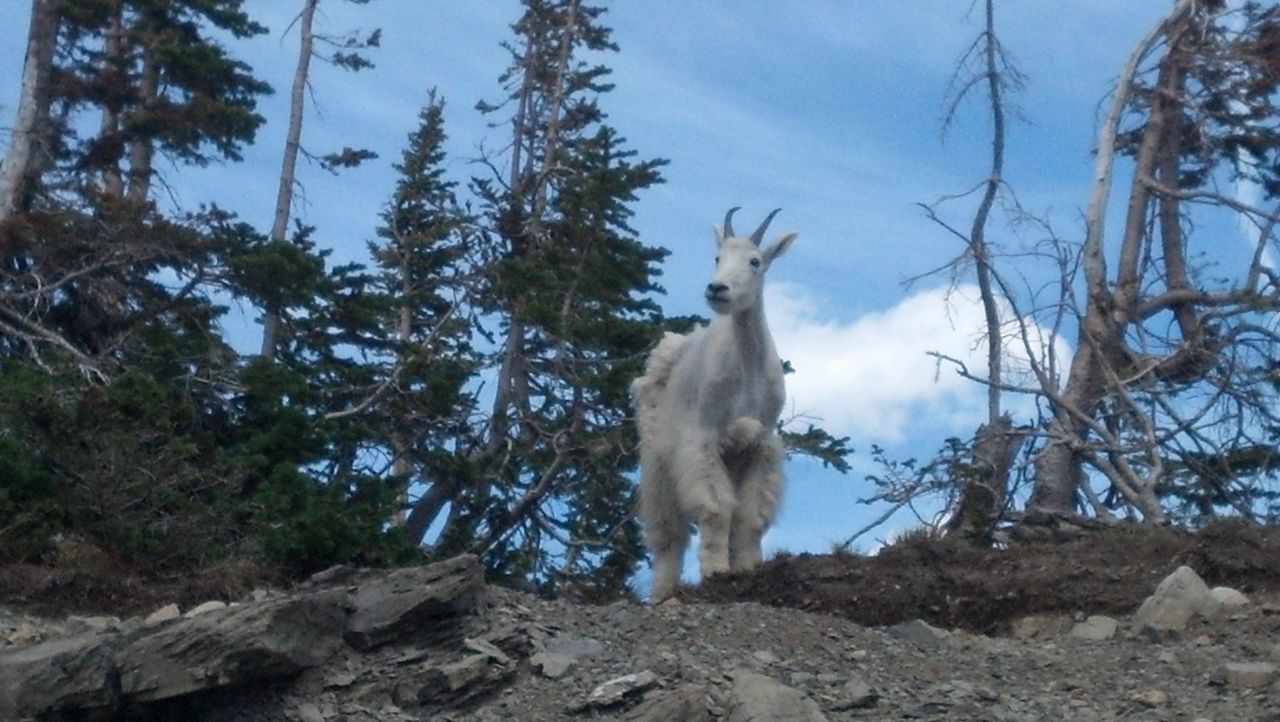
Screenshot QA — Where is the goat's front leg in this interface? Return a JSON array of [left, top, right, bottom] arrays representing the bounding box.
[[729, 434, 785, 572], [640, 457, 687, 603]]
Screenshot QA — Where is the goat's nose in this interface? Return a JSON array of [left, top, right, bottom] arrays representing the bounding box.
[[706, 282, 728, 296]]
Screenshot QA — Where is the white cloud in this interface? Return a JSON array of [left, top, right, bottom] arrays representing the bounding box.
[[768, 282, 1065, 446]]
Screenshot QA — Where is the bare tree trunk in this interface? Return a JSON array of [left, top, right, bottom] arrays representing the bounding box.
[[972, 0, 1005, 423], [945, 0, 1015, 542], [948, 416, 1027, 543], [487, 0, 579, 451], [126, 48, 158, 203], [0, 0, 59, 225], [260, 0, 318, 358], [391, 249, 413, 527], [1027, 0, 1193, 519], [99, 8, 125, 198]]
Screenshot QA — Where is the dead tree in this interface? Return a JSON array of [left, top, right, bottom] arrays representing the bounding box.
[[0, 0, 60, 225]]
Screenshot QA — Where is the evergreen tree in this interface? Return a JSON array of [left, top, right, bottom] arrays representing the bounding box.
[[365, 92, 481, 538], [0, 0, 274, 567], [446, 0, 668, 593]]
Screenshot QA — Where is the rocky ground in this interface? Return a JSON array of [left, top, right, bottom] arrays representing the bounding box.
[[3, 521, 1280, 721]]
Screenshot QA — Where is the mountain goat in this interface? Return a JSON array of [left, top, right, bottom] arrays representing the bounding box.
[[632, 208, 796, 602]]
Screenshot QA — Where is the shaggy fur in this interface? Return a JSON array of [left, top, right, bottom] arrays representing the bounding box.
[[632, 208, 797, 602]]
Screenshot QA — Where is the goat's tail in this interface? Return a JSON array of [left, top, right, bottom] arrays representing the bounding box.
[[630, 331, 689, 410]]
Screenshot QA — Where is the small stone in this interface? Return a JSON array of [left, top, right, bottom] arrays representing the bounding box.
[[847, 648, 868, 661], [8, 622, 42, 645], [889, 619, 948, 646], [186, 600, 227, 617], [834, 675, 878, 710], [1210, 586, 1250, 608], [143, 603, 180, 626], [545, 633, 605, 661], [463, 637, 511, 664], [531, 651, 575, 679], [727, 670, 828, 722], [582, 670, 659, 709], [65, 616, 119, 635], [1011, 614, 1072, 640], [325, 671, 359, 688], [751, 649, 778, 665], [295, 702, 325, 722], [1223, 661, 1278, 689], [1130, 689, 1167, 707], [1069, 615, 1118, 641], [1157, 649, 1177, 664]]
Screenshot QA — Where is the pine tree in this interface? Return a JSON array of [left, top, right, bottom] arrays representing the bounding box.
[[446, 0, 669, 593], [365, 92, 481, 537], [0, 0, 275, 566]]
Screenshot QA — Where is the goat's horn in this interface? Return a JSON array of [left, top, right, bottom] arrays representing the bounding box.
[[723, 207, 741, 238], [749, 208, 782, 246]]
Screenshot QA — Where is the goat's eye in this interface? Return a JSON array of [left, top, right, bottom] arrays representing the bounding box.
[[714, 256, 720, 265], [750, 257, 761, 268]]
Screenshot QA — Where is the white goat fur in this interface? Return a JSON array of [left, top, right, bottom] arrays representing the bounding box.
[[632, 208, 797, 602]]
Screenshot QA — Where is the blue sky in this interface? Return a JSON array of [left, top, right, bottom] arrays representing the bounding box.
[[0, 2, 1178, 558]]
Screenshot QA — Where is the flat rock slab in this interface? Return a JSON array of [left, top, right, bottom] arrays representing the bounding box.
[[0, 632, 121, 720], [344, 554, 483, 651], [0, 589, 348, 720], [118, 590, 348, 702]]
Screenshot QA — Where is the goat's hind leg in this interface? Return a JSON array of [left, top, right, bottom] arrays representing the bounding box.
[[729, 433, 784, 572]]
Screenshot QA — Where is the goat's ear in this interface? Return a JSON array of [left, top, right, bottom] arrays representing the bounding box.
[[762, 232, 798, 265], [713, 224, 727, 246]]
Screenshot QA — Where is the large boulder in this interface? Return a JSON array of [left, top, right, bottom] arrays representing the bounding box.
[[344, 554, 483, 651], [0, 554, 486, 721], [1132, 566, 1218, 635]]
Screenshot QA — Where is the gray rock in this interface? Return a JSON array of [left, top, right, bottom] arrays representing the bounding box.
[[726, 669, 828, 722], [185, 600, 228, 617], [1210, 586, 1250, 608], [65, 615, 120, 634], [1223, 661, 1277, 689], [530, 650, 575, 678], [834, 674, 879, 710], [0, 632, 120, 721], [626, 683, 714, 721], [1011, 614, 1072, 640], [889, 619, 949, 646], [143, 603, 180, 626], [544, 631, 605, 660], [1132, 566, 1217, 634], [574, 670, 660, 711], [296, 701, 326, 722], [751, 649, 779, 665], [401, 652, 515, 707], [344, 554, 483, 651], [117, 590, 348, 703], [1070, 615, 1118, 641]]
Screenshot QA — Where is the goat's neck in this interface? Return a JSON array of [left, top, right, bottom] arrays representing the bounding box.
[[718, 296, 775, 368]]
